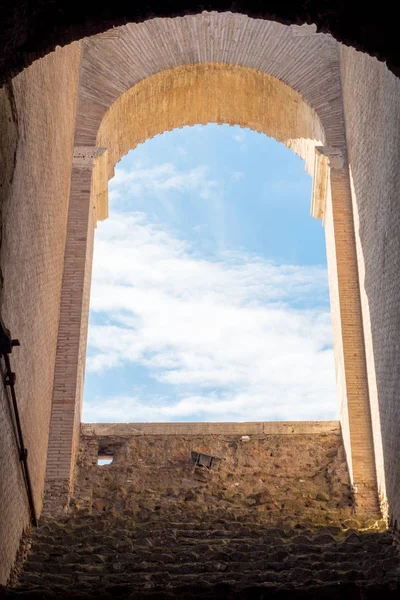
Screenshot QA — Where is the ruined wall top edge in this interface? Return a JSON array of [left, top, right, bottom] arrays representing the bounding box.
[[81, 421, 341, 437]]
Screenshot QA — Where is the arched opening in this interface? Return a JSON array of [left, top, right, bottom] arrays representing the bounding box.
[[91, 62, 325, 223], [42, 52, 378, 518], [83, 124, 336, 424]]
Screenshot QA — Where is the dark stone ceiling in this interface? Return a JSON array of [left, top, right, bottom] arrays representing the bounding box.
[[0, 0, 398, 83]]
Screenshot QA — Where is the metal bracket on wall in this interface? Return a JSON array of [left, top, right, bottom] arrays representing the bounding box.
[[0, 317, 38, 527], [190, 451, 220, 470]]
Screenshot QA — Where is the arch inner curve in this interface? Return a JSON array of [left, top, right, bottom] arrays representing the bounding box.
[[91, 63, 326, 222]]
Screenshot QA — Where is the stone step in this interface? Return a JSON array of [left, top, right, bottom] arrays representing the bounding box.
[[19, 561, 392, 583], [28, 534, 395, 556], [16, 568, 399, 596], [6, 583, 400, 600], [24, 540, 397, 565], [34, 514, 383, 528], [36, 517, 374, 531], [9, 511, 399, 600], [18, 551, 400, 584], [14, 563, 385, 588], [30, 523, 390, 541], [33, 535, 392, 547]]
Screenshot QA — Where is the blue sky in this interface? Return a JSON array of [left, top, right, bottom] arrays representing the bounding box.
[[82, 124, 337, 423]]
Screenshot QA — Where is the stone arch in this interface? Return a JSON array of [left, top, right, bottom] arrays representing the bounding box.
[[75, 14, 343, 152], [92, 63, 325, 221], [72, 14, 347, 223], [43, 16, 380, 521]]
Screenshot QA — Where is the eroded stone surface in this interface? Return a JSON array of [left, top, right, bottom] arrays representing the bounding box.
[[6, 514, 399, 598], [5, 430, 398, 598], [72, 430, 355, 525]]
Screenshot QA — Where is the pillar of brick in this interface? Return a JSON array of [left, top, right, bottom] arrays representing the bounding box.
[[326, 151, 379, 513], [42, 149, 97, 515]]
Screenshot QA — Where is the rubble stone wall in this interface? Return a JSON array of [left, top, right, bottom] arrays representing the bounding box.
[[73, 422, 355, 526]]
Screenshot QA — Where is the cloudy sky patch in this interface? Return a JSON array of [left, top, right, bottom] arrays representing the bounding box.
[[83, 125, 337, 423]]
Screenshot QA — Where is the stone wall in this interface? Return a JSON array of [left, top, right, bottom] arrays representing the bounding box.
[[73, 422, 355, 526], [82, 421, 341, 437], [0, 44, 81, 584], [340, 47, 400, 524]]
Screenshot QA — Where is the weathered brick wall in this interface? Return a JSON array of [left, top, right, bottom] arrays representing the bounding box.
[[340, 47, 400, 523], [43, 165, 95, 516], [0, 85, 18, 254], [324, 182, 349, 473], [0, 44, 81, 584], [74, 422, 356, 526]]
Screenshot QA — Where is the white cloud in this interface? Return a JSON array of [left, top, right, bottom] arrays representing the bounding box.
[[233, 133, 245, 144], [83, 210, 337, 423], [109, 163, 219, 204], [176, 146, 188, 159]]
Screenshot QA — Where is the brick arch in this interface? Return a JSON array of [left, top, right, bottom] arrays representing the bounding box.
[[44, 19, 380, 520], [72, 13, 347, 223], [75, 14, 344, 155], [93, 63, 325, 220], [0, 2, 399, 83]]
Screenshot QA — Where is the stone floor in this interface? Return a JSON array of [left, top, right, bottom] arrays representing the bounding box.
[[2, 510, 400, 599]]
